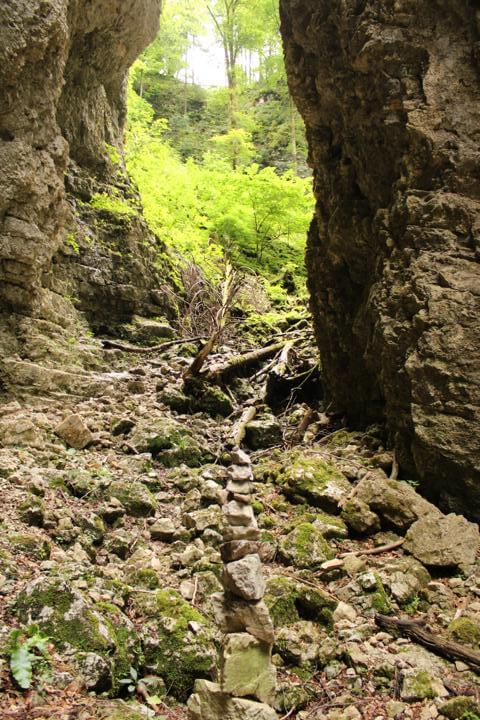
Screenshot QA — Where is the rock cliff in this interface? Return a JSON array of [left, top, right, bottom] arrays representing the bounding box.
[[280, 0, 480, 515], [0, 0, 173, 391]]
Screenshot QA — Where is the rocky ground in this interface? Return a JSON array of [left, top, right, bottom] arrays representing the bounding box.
[[1, 321, 480, 720]]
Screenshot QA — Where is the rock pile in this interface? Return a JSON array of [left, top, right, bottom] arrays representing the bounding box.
[[188, 448, 278, 720]]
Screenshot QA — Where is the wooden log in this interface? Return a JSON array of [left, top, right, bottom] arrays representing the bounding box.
[[232, 406, 257, 447], [207, 341, 285, 384], [375, 614, 480, 673]]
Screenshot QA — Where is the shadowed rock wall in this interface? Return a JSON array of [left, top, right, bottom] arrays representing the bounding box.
[[280, 0, 480, 515], [0, 0, 171, 387]]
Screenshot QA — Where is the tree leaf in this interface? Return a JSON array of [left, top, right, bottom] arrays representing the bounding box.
[[10, 644, 33, 689]]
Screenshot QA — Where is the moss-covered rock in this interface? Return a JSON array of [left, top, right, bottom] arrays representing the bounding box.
[[439, 696, 480, 719], [130, 418, 213, 468], [370, 574, 392, 615], [265, 576, 336, 629], [183, 377, 234, 417], [130, 587, 216, 699], [107, 480, 156, 517], [278, 523, 333, 568], [448, 616, 480, 646], [8, 533, 51, 560], [272, 452, 351, 512], [14, 577, 140, 694], [123, 315, 174, 345], [341, 498, 381, 535], [18, 496, 46, 527]]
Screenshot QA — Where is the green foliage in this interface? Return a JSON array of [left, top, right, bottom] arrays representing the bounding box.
[[9, 625, 50, 690], [126, 83, 312, 285], [65, 232, 80, 254], [105, 143, 122, 166], [89, 192, 137, 217]]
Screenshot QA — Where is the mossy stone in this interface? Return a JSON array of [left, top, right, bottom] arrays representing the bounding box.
[[130, 588, 216, 700], [439, 696, 480, 719], [107, 480, 156, 517], [278, 522, 333, 568], [15, 577, 140, 695], [265, 576, 335, 629], [371, 574, 392, 615], [448, 617, 480, 646], [131, 418, 213, 468], [8, 533, 50, 560], [275, 452, 351, 512]]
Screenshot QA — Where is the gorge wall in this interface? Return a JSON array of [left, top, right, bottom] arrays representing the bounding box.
[[280, 0, 480, 516], [0, 0, 172, 391]]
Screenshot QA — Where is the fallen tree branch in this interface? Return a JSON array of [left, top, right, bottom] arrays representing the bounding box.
[[207, 341, 285, 384], [338, 538, 405, 558], [375, 614, 480, 673], [101, 336, 205, 353], [232, 406, 257, 447]]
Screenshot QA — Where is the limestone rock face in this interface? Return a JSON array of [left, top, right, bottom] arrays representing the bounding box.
[[0, 0, 176, 391], [280, 0, 480, 516]]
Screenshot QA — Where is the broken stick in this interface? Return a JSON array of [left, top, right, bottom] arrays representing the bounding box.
[[375, 614, 480, 673]]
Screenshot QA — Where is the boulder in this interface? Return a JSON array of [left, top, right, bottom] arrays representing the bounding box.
[[245, 416, 283, 450], [223, 554, 266, 601], [405, 513, 480, 568], [184, 506, 223, 533], [188, 679, 278, 720], [107, 480, 156, 517], [55, 414, 93, 450], [353, 472, 441, 531], [220, 633, 276, 704], [150, 518, 176, 541], [276, 453, 351, 513], [278, 523, 333, 569]]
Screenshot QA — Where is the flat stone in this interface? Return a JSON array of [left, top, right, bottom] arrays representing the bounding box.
[[212, 592, 275, 643], [223, 554, 266, 601], [220, 633, 276, 704], [223, 525, 261, 542], [221, 541, 260, 562], [223, 500, 256, 527], [150, 518, 176, 541], [54, 414, 93, 450], [227, 479, 252, 495], [228, 464, 254, 482], [187, 679, 277, 720], [405, 513, 480, 568], [230, 448, 252, 466]]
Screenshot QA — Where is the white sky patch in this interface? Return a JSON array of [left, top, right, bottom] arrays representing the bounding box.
[[186, 35, 226, 87]]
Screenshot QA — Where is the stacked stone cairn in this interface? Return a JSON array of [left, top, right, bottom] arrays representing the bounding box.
[[187, 447, 278, 720]]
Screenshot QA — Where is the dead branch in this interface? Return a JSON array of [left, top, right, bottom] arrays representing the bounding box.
[[101, 336, 205, 353], [206, 341, 285, 384], [375, 614, 480, 673], [338, 538, 405, 558], [289, 407, 317, 447], [184, 260, 241, 378], [232, 406, 257, 447]]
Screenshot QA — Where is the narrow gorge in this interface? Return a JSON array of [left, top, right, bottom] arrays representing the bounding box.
[[0, 2, 479, 720]]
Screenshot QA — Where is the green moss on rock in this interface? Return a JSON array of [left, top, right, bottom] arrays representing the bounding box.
[[274, 452, 351, 512], [107, 480, 156, 517], [130, 588, 216, 700], [278, 522, 333, 568], [8, 533, 50, 560], [448, 617, 480, 646], [14, 577, 140, 695], [265, 576, 336, 629]]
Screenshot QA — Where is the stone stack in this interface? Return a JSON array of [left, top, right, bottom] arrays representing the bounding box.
[[187, 448, 278, 720]]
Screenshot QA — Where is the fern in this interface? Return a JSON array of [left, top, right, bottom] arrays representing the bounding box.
[[9, 625, 51, 690]]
